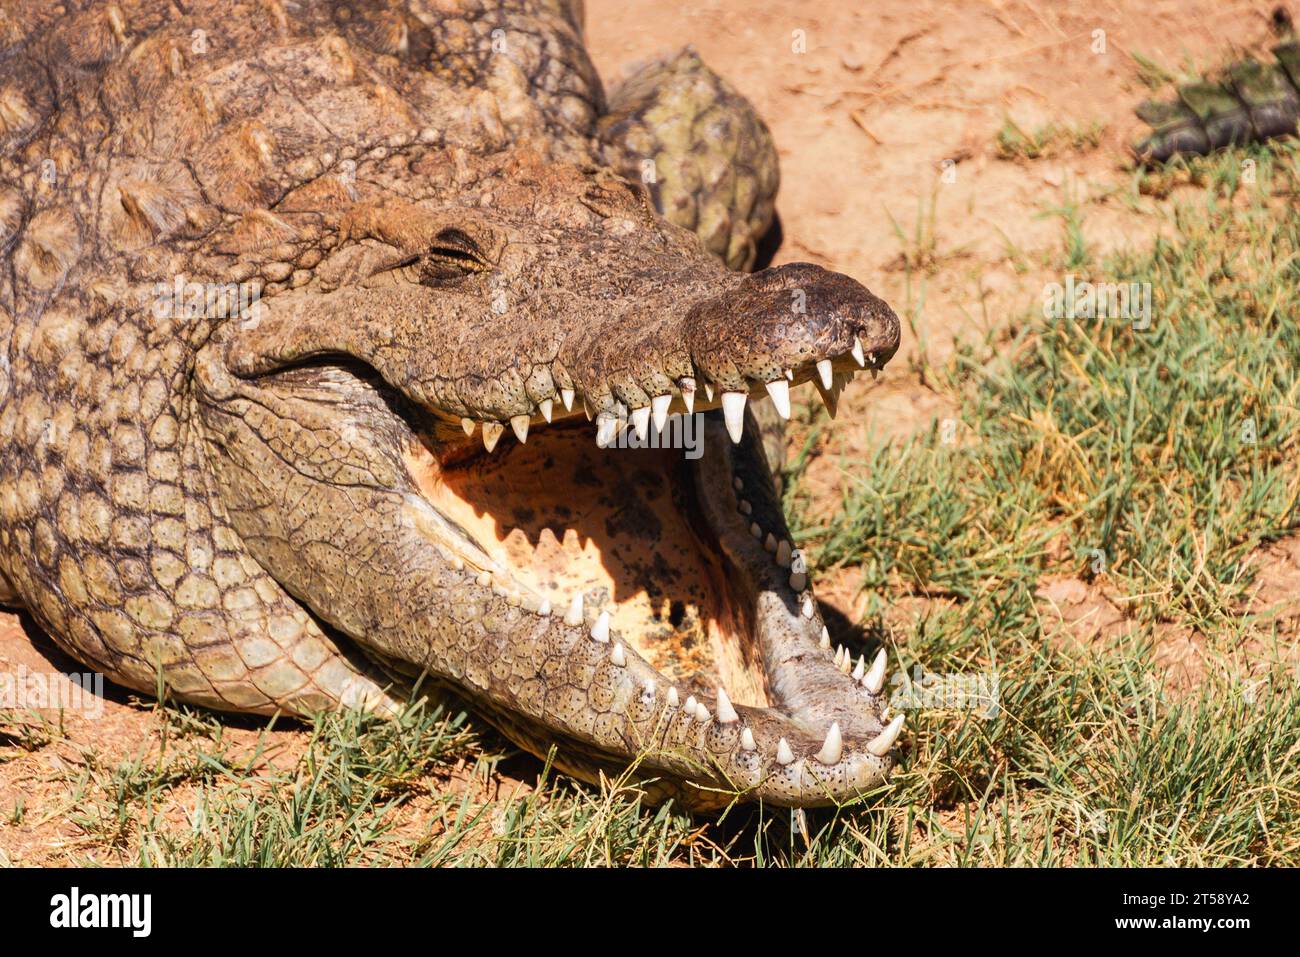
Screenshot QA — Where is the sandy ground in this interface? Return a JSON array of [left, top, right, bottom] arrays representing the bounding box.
[[1, 0, 1293, 863]]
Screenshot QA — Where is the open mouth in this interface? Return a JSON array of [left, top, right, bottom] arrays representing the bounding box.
[[197, 259, 906, 808]]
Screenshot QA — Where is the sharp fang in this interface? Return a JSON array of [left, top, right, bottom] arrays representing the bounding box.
[[537, 597, 551, 616], [867, 714, 905, 756], [644, 678, 656, 696], [739, 500, 752, 515], [864, 648, 887, 694], [539, 398, 553, 423], [776, 737, 795, 765], [564, 593, 584, 627], [684, 695, 697, 718], [852, 655, 865, 681], [667, 687, 679, 707], [651, 394, 672, 432], [733, 477, 743, 491], [695, 702, 710, 722], [816, 381, 839, 419], [679, 377, 696, 413], [765, 379, 791, 419], [802, 596, 815, 619], [703, 380, 714, 402], [595, 414, 618, 448], [611, 642, 625, 666], [819, 625, 831, 649], [816, 358, 834, 390], [785, 368, 794, 381], [750, 522, 762, 538], [716, 686, 739, 724], [630, 405, 651, 441], [741, 728, 757, 751], [476, 570, 492, 587], [815, 722, 843, 765], [790, 571, 807, 591], [590, 610, 610, 643], [510, 414, 530, 443], [560, 387, 575, 411], [851, 339, 866, 366], [764, 533, 777, 552], [461, 417, 475, 436], [482, 421, 504, 452], [775, 540, 792, 567], [721, 391, 747, 443], [840, 650, 852, 674], [833, 646, 844, 667]]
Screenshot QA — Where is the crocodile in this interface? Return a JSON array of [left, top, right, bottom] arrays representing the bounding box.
[[1133, 34, 1300, 163], [0, 0, 903, 810]]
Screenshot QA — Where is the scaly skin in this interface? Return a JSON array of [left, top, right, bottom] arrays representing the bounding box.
[[1134, 38, 1300, 162], [0, 0, 902, 809]]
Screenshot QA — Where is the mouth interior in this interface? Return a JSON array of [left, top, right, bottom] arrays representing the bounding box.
[[404, 417, 773, 705]]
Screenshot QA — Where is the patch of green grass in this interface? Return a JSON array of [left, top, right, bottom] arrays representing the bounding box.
[[995, 118, 1105, 161]]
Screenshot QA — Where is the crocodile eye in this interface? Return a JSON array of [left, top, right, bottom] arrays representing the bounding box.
[[417, 228, 489, 284]]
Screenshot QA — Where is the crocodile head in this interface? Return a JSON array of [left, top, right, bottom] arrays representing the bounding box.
[[194, 148, 901, 809]]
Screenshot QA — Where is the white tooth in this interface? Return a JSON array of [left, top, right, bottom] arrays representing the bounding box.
[[651, 394, 672, 432], [864, 648, 887, 694], [867, 714, 905, 757], [775, 540, 792, 567], [802, 596, 815, 619], [721, 391, 747, 443], [715, 686, 739, 724], [595, 415, 618, 448], [644, 678, 656, 697], [461, 417, 476, 436], [537, 597, 551, 616], [750, 522, 762, 538], [765, 379, 791, 419], [815, 722, 843, 765], [741, 728, 757, 751], [564, 593, 584, 627], [785, 368, 794, 381], [539, 398, 553, 423], [560, 387, 575, 411], [684, 695, 698, 718], [611, 642, 625, 666], [739, 499, 752, 515], [695, 701, 710, 722], [667, 687, 679, 707], [840, 650, 852, 674], [816, 358, 834, 389], [583, 397, 594, 421], [679, 377, 696, 413], [852, 655, 865, 681], [476, 570, 492, 587], [482, 421, 504, 452], [703, 380, 714, 402], [733, 477, 744, 491], [590, 610, 610, 643], [452, 556, 465, 571], [833, 646, 844, 667], [764, 533, 777, 552], [510, 414, 530, 444], [789, 571, 807, 591], [776, 737, 795, 765], [819, 625, 830, 649], [630, 405, 651, 441], [851, 339, 866, 366]]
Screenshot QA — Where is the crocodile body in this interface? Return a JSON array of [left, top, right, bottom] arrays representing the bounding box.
[[0, 0, 903, 809], [1134, 38, 1300, 162]]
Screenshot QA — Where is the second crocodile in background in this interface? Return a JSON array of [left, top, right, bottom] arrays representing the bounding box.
[[0, 0, 903, 809]]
